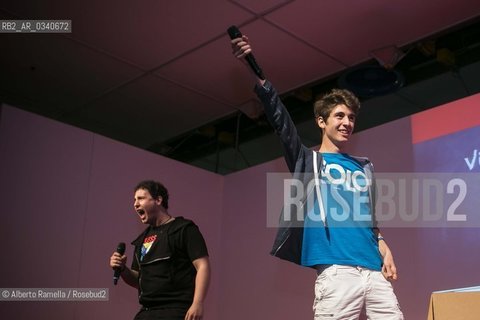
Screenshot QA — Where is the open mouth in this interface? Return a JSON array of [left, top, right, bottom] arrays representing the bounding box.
[[136, 209, 148, 222]]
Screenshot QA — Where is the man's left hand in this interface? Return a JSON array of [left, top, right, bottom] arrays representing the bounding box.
[[185, 301, 204, 320]]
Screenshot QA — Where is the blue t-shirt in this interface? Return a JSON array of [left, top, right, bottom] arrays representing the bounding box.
[[301, 153, 382, 271]]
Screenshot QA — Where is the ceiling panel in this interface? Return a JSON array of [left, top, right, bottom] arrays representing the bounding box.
[[66, 0, 256, 70], [265, 0, 480, 66], [156, 19, 346, 107], [1, 0, 256, 69], [70, 74, 234, 147], [230, 0, 293, 14], [0, 34, 142, 116]]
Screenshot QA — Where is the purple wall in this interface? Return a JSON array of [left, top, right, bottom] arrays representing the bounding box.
[[0, 105, 223, 319], [1, 93, 480, 319]]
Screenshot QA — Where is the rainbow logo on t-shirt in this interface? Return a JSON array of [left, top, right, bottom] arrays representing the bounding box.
[[140, 234, 157, 261]]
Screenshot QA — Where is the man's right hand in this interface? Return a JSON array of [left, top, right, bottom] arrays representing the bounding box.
[[110, 252, 127, 271], [231, 35, 266, 86], [231, 35, 252, 59], [109, 252, 140, 288]]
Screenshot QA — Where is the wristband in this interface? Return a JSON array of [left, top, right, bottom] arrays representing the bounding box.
[[378, 236, 385, 241]]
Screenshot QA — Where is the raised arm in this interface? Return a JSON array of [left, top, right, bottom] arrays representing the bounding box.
[[230, 35, 307, 172], [231, 35, 266, 86]]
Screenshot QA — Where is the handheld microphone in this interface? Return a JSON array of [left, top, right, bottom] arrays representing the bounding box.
[[113, 242, 126, 285], [227, 25, 265, 80]]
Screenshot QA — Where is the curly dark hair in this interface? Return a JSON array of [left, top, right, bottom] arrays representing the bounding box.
[[134, 180, 169, 209], [313, 88, 360, 121]]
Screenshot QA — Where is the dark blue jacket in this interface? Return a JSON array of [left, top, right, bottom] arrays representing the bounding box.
[[254, 81, 377, 265]]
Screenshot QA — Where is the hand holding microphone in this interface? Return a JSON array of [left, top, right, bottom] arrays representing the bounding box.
[[228, 25, 265, 80], [110, 242, 126, 285]]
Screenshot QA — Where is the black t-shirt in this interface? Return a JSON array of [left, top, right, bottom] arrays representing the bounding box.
[[131, 217, 208, 312]]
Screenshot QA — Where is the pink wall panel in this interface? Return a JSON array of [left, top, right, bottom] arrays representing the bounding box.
[[0, 105, 95, 318], [0, 105, 223, 320], [220, 159, 314, 320]]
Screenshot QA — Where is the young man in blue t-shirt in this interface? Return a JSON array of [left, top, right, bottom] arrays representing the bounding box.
[[231, 35, 403, 319]]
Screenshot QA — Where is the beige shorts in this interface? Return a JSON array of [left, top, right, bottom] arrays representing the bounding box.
[[313, 265, 404, 320]]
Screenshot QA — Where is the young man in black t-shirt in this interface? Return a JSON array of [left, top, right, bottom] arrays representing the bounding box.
[[110, 180, 210, 320]]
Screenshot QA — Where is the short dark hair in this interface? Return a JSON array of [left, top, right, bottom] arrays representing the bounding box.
[[134, 180, 169, 209], [313, 88, 360, 120]]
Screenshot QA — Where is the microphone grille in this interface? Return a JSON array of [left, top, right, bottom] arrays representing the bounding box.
[[116, 242, 126, 255], [227, 25, 242, 39]]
